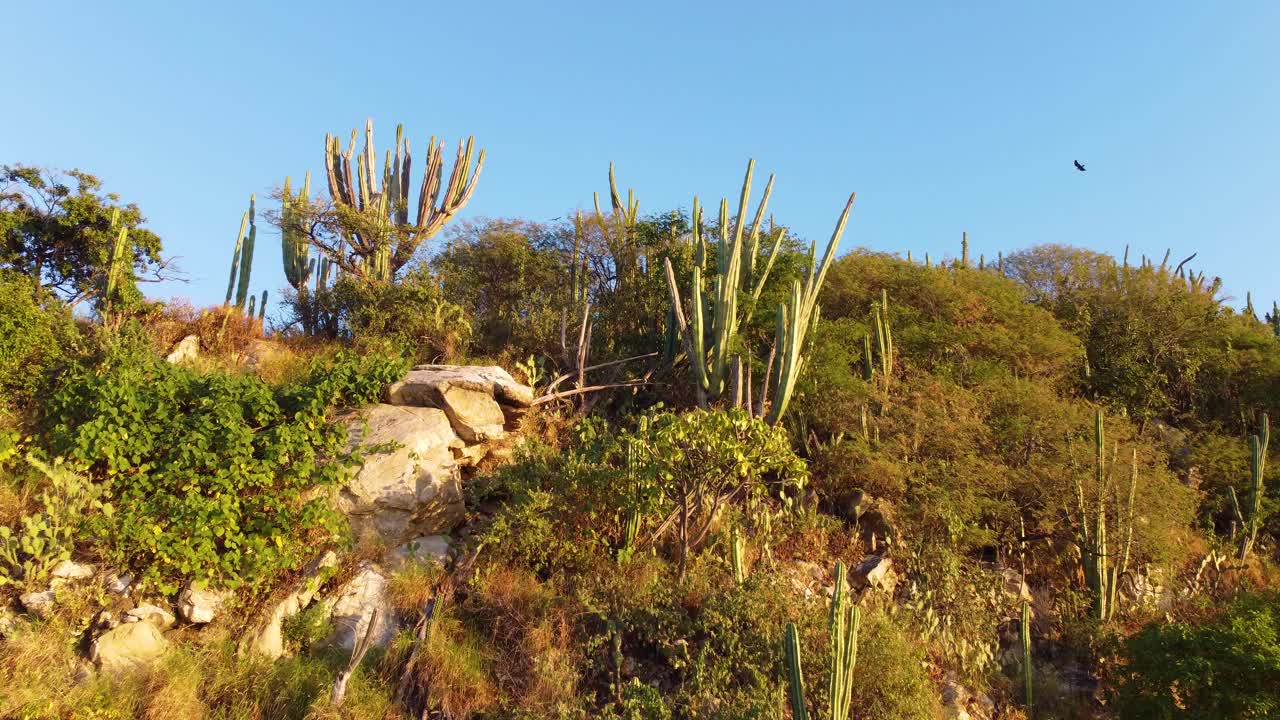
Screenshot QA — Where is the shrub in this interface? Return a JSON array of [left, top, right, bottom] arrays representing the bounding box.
[[41, 335, 406, 593], [0, 271, 79, 413], [1111, 591, 1280, 719]]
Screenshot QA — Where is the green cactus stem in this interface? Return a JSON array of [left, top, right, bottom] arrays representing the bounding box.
[[730, 526, 746, 584], [781, 562, 860, 720], [783, 623, 808, 720], [1230, 413, 1269, 561], [227, 195, 256, 309]]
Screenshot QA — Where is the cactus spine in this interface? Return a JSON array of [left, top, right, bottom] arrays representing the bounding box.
[[782, 562, 860, 720], [1229, 413, 1269, 560], [223, 195, 256, 309]]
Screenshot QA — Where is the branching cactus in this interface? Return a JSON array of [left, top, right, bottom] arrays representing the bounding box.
[[782, 562, 860, 720], [103, 208, 130, 309], [281, 175, 313, 293], [1229, 413, 1269, 561], [324, 119, 484, 281], [225, 195, 256, 309]]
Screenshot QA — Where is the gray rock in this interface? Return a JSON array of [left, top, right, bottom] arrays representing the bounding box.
[[241, 550, 338, 659], [341, 404, 465, 543], [124, 602, 176, 630], [165, 334, 200, 364], [326, 563, 397, 650], [851, 555, 897, 595], [19, 589, 56, 618], [91, 621, 170, 672], [388, 535, 452, 568], [177, 583, 229, 624], [103, 572, 133, 595], [388, 364, 534, 409], [49, 559, 96, 580]]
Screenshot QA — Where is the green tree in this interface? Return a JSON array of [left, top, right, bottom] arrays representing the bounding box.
[[0, 165, 166, 310]]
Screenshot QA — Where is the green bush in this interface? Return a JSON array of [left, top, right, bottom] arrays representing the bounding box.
[[42, 334, 406, 593], [1111, 591, 1280, 719], [0, 271, 78, 412]]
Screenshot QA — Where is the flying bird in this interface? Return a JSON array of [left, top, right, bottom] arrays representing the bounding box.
[[1074, 160, 1087, 172]]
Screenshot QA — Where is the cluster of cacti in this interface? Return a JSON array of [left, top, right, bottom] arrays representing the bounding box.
[[663, 161, 788, 406], [1072, 410, 1137, 621], [782, 561, 860, 720], [1229, 413, 1269, 561], [225, 195, 257, 309], [324, 119, 484, 282], [103, 208, 130, 309], [281, 175, 314, 292]]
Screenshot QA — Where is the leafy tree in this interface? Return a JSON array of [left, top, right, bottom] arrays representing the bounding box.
[[1112, 591, 1280, 719], [0, 165, 166, 309]]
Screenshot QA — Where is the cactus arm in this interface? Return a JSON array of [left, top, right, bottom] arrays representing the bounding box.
[[225, 211, 248, 304], [783, 622, 808, 720]]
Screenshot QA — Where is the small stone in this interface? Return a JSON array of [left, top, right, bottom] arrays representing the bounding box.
[[165, 334, 200, 364], [851, 555, 897, 594], [327, 563, 396, 651], [19, 590, 56, 618], [177, 583, 229, 624], [388, 535, 452, 568], [91, 622, 170, 672], [124, 602, 176, 630], [104, 572, 134, 595], [49, 559, 96, 580]]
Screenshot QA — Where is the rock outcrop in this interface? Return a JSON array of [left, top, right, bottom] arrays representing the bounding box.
[[178, 583, 230, 624], [339, 365, 532, 548]]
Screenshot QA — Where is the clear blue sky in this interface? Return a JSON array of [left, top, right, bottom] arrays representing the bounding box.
[[5, 1, 1278, 315]]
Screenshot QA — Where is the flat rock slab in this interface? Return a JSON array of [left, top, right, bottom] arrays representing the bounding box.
[[388, 365, 534, 409]]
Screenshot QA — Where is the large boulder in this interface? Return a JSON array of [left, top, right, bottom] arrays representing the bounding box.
[[340, 405, 466, 543], [165, 334, 199, 365], [91, 622, 170, 672]]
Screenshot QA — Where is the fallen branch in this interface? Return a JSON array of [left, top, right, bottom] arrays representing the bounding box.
[[331, 608, 381, 706]]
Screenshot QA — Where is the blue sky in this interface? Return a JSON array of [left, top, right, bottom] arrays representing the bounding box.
[[5, 1, 1278, 314]]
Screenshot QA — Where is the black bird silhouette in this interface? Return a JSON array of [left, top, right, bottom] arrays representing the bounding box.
[[1074, 160, 1087, 172]]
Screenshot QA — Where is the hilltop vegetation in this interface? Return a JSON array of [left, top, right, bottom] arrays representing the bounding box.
[[1, 132, 1279, 720]]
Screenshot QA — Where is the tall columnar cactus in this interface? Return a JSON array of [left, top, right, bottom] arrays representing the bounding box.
[[324, 119, 484, 281], [783, 623, 808, 720], [103, 208, 130, 309], [872, 289, 894, 380], [281, 175, 313, 292], [663, 160, 785, 404], [258, 290, 268, 322], [1229, 413, 1269, 561], [730, 526, 746, 584], [1021, 601, 1034, 716], [225, 195, 257, 309], [763, 196, 853, 425], [1267, 302, 1280, 337], [1073, 410, 1137, 622], [782, 562, 860, 720], [960, 231, 970, 268]]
